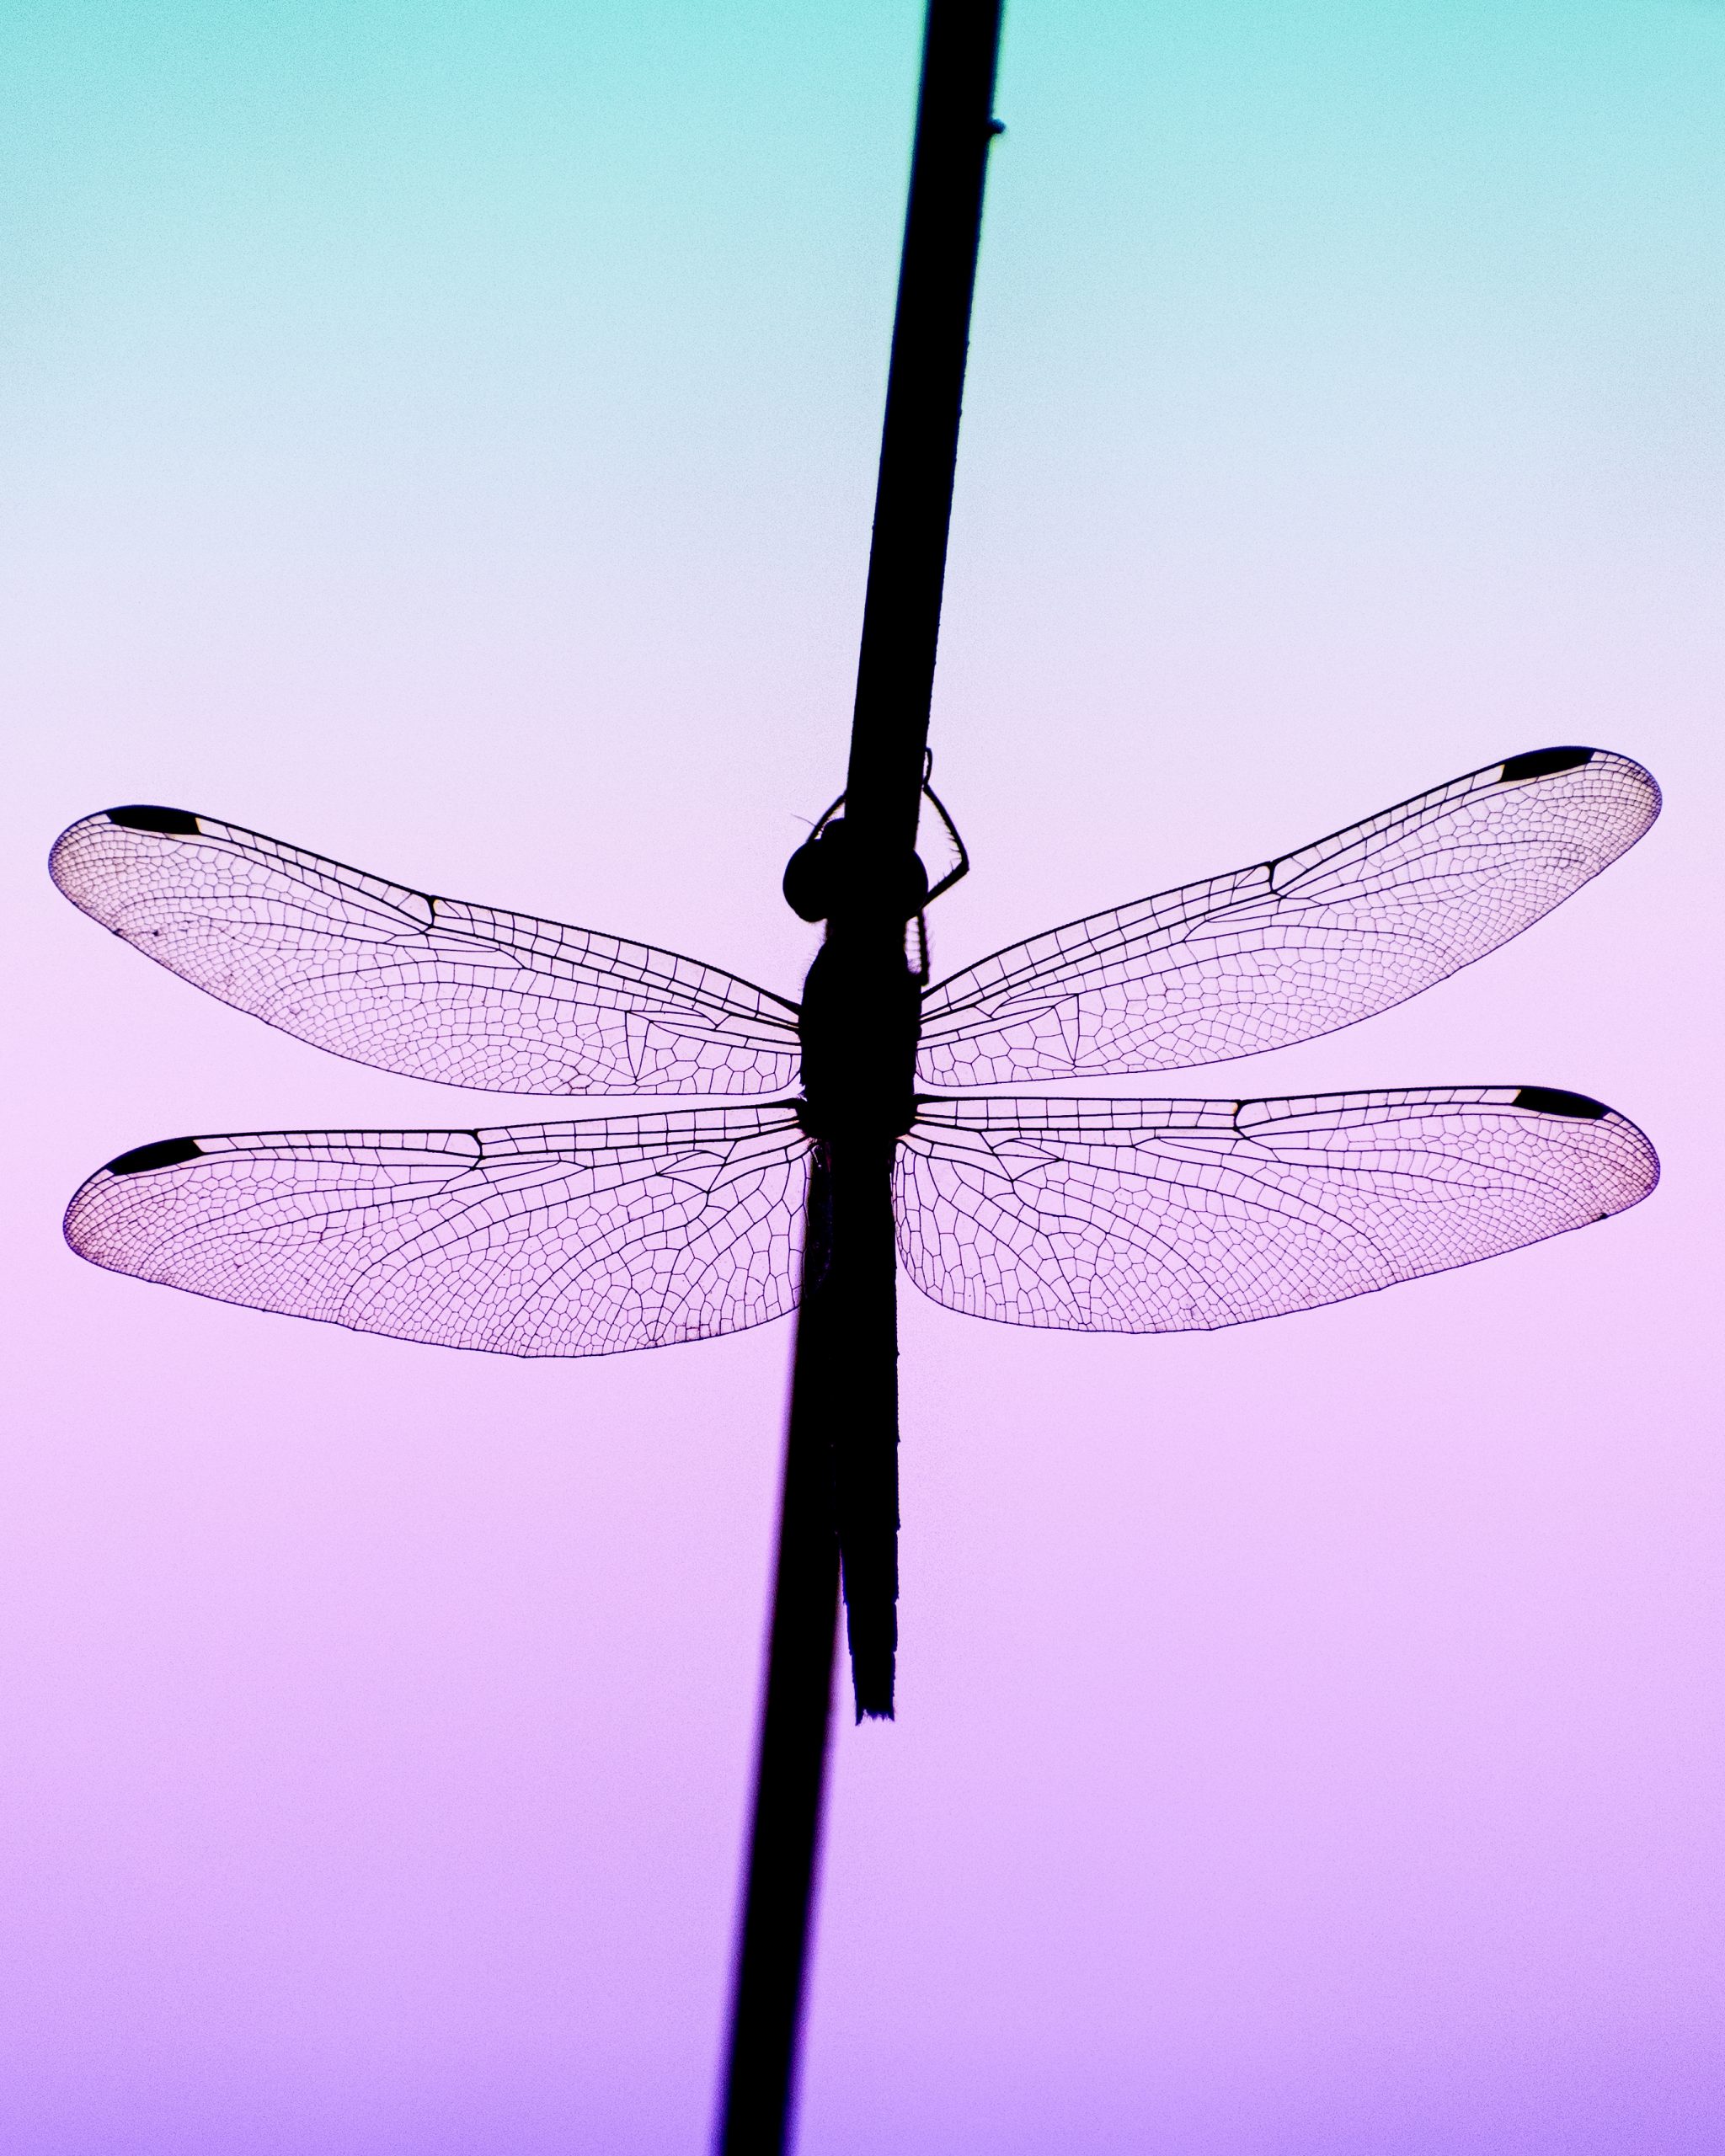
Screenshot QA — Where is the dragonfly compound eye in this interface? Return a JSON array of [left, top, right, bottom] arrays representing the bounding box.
[[782, 825, 844, 921]]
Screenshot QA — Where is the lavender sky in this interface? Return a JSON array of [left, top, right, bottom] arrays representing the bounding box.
[[3, 3, 1723, 2150]]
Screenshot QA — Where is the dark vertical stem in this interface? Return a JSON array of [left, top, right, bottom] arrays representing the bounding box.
[[718, 3, 1004, 2149], [844, 0, 1006, 868], [718, 1163, 841, 2154]]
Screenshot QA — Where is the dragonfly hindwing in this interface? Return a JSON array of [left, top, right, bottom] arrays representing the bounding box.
[[895, 1089, 1657, 1332], [67, 1107, 813, 1357]]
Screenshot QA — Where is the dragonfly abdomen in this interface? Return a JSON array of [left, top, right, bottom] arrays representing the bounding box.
[[793, 892, 924, 1719]]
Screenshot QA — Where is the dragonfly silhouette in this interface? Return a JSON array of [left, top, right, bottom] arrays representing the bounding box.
[[53, 741, 1658, 1716]]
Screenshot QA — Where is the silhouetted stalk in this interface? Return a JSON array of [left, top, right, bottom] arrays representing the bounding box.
[[717, 3, 1004, 2148]]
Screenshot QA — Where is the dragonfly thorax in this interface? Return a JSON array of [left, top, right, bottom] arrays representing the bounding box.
[[796, 927, 922, 1140]]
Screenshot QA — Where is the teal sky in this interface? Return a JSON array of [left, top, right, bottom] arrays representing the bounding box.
[[7, 1, 1722, 938], [5, 5, 1722, 2151]]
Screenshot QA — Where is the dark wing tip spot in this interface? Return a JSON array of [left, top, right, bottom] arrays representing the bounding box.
[[106, 1135, 205, 1176], [1497, 747, 1595, 785], [106, 804, 201, 835], [1514, 1086, 1609, 1121]]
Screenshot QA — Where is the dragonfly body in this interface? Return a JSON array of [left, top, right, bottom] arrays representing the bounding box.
[[793, 831, 928, 1716]]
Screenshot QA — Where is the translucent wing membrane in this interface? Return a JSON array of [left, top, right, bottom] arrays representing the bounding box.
[[897, 1087, 1657, 1332], [66, 1107, 810, 1356], [918, 749, 1658, 1085], [51, 807, 801, 1095]]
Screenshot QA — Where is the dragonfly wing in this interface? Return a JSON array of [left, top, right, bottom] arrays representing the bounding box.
[[896, 1088, 1657, 1332], [65, 1107, 811, 1356], [51, 806, 802, 1094], [918, 748, 1658, 1084]]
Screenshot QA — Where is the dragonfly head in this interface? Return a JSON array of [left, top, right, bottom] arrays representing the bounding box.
[[783, 817, 929, 925]]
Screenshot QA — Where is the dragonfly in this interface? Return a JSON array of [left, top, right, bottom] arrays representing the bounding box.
[[52, 739, 1658, 1718]]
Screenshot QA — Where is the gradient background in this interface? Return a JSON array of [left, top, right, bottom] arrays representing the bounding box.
[[3, 3, 1722, 2149]]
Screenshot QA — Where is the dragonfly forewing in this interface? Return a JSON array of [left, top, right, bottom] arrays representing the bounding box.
[[917, 748, 1659, 1086], [51, 807, 802, 1096]]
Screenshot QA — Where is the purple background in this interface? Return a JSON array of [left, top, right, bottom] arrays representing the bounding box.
[[4, 3, 1722, 2148]]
